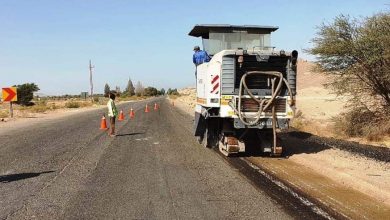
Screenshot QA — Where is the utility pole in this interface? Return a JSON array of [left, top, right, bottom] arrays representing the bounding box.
[[89, 60, 94, 102]]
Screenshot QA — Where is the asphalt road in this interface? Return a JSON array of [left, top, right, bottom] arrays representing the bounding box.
[[0, 98, 294, 219]]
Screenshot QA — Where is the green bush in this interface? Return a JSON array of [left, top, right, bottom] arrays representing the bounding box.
[[14, 83, 40, 106]]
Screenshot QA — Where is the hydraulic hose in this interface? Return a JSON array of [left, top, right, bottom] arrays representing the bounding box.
[[229, 71, 294, 126]]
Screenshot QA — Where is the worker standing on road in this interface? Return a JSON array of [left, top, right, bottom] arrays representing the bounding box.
[[107, 92, 118, 137], [193, 46, 210, 77]]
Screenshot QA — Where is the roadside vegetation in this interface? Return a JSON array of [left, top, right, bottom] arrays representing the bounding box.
[[166, 88, 180, 99], [308, 12, 390, 141], [0, 78, 166, 119]]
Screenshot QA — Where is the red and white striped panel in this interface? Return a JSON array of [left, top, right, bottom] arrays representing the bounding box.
[[210, 75, 220, 94]]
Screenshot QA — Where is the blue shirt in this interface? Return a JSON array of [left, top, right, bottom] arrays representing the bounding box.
[[193, 50, 210, 65]]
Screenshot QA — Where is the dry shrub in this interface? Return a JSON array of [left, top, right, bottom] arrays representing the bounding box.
[[290, 110, 334, 137], [169, 95, 181, 100], [49, 103, 58, 110], [22, 101, 53, 113], [95, 97, 108, 105], [65, 100, 93, 108], [65, 101, 80, 108], [118, 96, 145, 102], [30, 105, 50, 113], [290, 110, 305, 130], [123, 96, 137, 101], [78, 101, 93, 108], [0, 110, 8, 118], [333, 107, 390, 141]]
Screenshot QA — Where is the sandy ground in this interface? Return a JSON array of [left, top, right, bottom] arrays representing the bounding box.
[[172, 60, 390, 207], [296, 60, 346, 120], [289, 148, 390, 205]]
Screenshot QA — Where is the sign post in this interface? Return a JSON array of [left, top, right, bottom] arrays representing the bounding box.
[[10, 102, 13, 118], [2, 87, 18, 118]]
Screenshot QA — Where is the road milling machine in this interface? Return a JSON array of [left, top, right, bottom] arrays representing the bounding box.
[[189, 24, 298, 156]]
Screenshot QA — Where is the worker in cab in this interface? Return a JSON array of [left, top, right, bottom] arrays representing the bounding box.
[[193, 46, 210, 77], [107, 92, 118, 137], [193, 46, 210, 66]]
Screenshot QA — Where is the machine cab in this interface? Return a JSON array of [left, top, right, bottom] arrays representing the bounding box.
[[188, 24, 278, 56]]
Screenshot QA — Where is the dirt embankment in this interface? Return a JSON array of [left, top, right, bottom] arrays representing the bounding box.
[[172, 59, 390, 208]]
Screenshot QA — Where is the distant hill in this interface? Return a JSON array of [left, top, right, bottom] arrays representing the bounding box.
[[297, 59, 330, 90]]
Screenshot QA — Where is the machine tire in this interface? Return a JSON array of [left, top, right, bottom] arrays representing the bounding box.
[[202, 127, 212, 148], [202, 119, 219, 148]]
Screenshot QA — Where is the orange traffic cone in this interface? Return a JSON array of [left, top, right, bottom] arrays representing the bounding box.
[[100, 115, 108, 130], [129, 108, 135, 119], [154, 103, 159, 111], [145, 104, 150, 113], [118, 110, 125, 121]]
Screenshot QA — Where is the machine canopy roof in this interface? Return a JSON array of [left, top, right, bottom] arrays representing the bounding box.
[[188, 24, 279, 38]]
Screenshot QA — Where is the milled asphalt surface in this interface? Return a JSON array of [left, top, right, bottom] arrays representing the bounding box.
[[0, 98, 293, 219]]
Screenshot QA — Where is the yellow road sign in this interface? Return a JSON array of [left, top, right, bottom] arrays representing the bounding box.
[[2, 87, 18, 102]]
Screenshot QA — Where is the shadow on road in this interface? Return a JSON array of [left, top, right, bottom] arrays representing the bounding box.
[[238, 130, 389, 162], [281, 130, 390, 162], [115, 132, 144, 137], [280, 131, 331, 157], [0, 171, 55, 183], [237, 130, 331, 158]]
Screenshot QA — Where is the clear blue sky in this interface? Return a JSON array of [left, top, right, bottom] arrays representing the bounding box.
[[0, 0, 388, 95]]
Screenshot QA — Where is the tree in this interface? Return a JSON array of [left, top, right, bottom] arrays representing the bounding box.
[[135, 81, 144, 96], [14, 83, 40, 106], [167, 88, 179, 95], [104, 83, 110, 97], [160, 88, 165, 95], [308, 13, 390, 113], [115, 86, 121, 96], [308, 13, 390, 138], [144, 87, 158, 96], [124, 78, 135, 96]]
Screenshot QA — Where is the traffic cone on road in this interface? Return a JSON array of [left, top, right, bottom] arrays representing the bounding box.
[[118, 110, 125, 121], [145, 104, 150, 113], [129, 108, 135, 119], [154, 103, 159, 111], [100, 115, 108, 130]]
